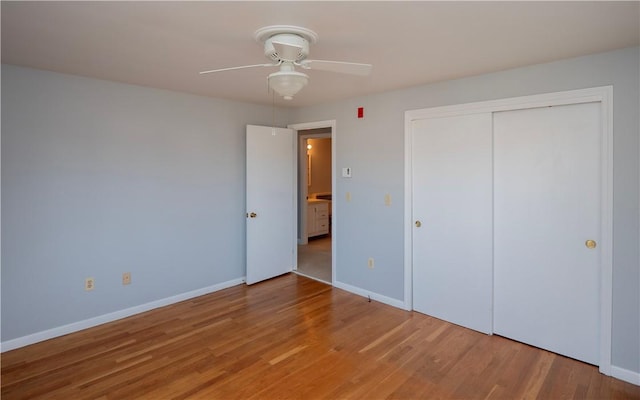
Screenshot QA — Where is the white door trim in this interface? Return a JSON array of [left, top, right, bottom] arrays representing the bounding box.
[[404, 86, 613, 375], [288, 120, 337, 286]]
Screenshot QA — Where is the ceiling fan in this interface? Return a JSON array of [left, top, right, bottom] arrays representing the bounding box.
[[200, 25, 373, 100]]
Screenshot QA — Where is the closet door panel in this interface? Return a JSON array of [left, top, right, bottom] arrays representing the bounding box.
[[412, 113, 493, 334], [493, 103, 601, 365]]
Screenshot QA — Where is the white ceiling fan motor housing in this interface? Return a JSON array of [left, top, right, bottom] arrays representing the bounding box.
[[255, 25, 318, 63], [264, 34, 310, 62]]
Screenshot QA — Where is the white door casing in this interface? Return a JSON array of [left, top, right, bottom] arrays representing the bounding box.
[[493, 102, 601, 365], [246, 125, 296, 285], [411, 113, 493, 334], [288, 120, 337, 285], [404, 86, 612, 374]]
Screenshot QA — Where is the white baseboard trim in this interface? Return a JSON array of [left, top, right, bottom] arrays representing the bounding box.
[[8, 275, 636, 387], [333, 280, 406, 309], [611, 365, 640, 386], [1, 277, 246, 353]]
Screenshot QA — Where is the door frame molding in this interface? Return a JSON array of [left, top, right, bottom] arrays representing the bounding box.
[[404, 86, 613, 374], [288, 120, 337, 285]]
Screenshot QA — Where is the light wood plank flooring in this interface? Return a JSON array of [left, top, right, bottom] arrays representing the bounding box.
[[2, 274, 639, 399]]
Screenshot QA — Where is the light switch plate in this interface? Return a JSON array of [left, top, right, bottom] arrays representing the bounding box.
[[342, 167, 352, 178]]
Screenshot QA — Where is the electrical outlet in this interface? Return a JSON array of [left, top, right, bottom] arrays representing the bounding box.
[[384, 193, 392, 206], [122, 272, 131, 285], [85, 277, 95, 291], [368, 258, 375, 269]]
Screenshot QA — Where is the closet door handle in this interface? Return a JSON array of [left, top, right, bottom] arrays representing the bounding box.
[[415, 220, 422, 228]]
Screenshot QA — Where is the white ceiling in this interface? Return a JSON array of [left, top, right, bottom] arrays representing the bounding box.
[[2, 1, 639, 108]]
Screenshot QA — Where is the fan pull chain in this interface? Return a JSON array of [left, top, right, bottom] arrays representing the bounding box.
[[271, 86, 277, 135]]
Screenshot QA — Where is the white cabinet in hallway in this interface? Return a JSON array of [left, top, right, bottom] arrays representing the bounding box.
[[307, 200, 329, 237]]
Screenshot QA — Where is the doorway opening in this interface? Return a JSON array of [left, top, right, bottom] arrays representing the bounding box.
[[290, 122, 335, 285]]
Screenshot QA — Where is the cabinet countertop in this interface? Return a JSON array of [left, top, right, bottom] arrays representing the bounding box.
[[308, 199, 330, 204]]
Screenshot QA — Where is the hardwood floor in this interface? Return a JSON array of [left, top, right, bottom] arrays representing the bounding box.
[[2, 274, 639, 399]]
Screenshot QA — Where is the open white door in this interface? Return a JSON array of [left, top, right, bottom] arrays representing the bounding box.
[[246, 125, 295, 285]]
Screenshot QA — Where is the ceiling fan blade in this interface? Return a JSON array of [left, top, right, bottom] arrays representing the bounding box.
[[199, 63, 277, 75], [271, 40, 303, 61], [299, 60, 373, 76]]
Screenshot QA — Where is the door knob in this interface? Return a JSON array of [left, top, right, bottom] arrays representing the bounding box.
[[585, 239, 596, 249], [415, 220, 422, 228], [246, 212, 257, 218]]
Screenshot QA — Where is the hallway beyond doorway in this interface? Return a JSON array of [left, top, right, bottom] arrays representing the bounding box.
[[297, 236, 331, 283]]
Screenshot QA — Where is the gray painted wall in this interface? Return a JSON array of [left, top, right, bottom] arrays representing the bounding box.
[[308, 138, 332, 195], [2, 46, 638, 374], [289, 47, 640, 373], [1, 65, 284, 341]]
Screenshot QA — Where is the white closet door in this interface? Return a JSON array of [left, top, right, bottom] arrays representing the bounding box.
[[412, 113, 493, 334], [493, 103, 601, 365]]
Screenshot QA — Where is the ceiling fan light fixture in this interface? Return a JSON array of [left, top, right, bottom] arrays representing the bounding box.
[[200, 26, 372, 101], [268, 70, 309, 100]]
